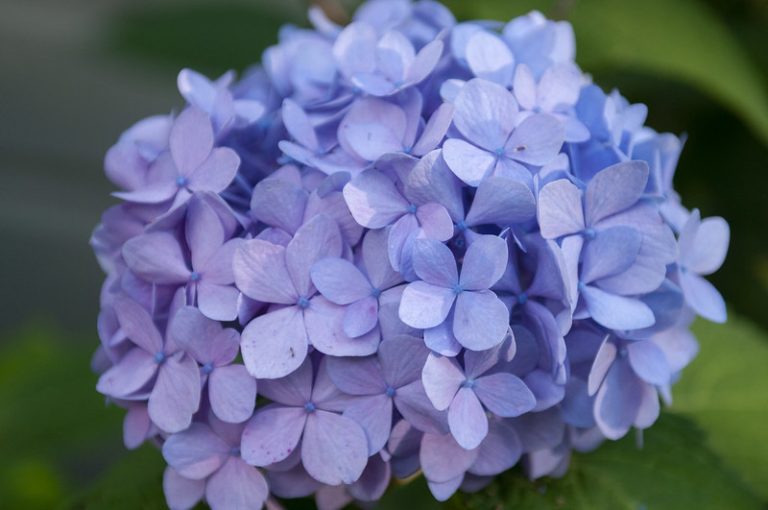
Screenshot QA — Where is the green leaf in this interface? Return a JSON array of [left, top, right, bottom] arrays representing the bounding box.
[[0, 327, 123, 509], [108, 3, 304, 75], [63, 445, 168, 510], [377, 414, 760, 510], [673, 315, 768, 499], [443, 0, 768, 146]]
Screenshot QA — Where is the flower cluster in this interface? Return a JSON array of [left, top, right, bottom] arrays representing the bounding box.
[[91, 1, 730, 508]]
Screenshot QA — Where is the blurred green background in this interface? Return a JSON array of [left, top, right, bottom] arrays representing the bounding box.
[[0, 0, 766, 508]]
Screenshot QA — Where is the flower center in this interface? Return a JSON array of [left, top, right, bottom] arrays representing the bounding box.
[[202, 362, 214, 375], [581, 228, 596, 240], [461, 379, 476, 389], [385, 386, 396, 398], [154, 351, 166, 364], [456, 220, 468, 232], [176, 176, 189, 188], [452, 283, 464, 295], [517, 292, 528, 305], [406, 203, 418, 214], [190, 271, 202, 282], [370, 287, 382, 299], [304, 401, 317, 413], [297, 296, 311, 309]]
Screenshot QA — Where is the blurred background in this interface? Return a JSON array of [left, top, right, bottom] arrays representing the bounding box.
[[0, 0, 766, 508]]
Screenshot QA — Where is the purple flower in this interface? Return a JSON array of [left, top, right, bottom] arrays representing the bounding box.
[[399, 236, 510, 353], [333, 22, 444, 97], [113, 107, 240, 208], [178, 68, 266, 133], [442, 79, 564, 186], [162, 415, 268, 510], [91, 1, 730, 504], [311, 229, 404, 338], [97, 298, 201, 433], [587, 336, 668, 439], [338, 92, 453, 162], [240, 358, 369, 485], [677, 210, 729, 323], [421, 341, 535, 449], [343, 169, 454, 271], [513, 63, 589, 142], [233, 215, 378, 379], [170, 306, 256, 423], [326, 335, 447, 454], [122, 194, 243, 321], [408, 151, 537, 239], [420, 417, 523, 500], [538, 161, 676, 330]]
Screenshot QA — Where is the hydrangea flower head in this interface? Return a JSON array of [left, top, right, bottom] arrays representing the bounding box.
[[91, 1, 729, 508]]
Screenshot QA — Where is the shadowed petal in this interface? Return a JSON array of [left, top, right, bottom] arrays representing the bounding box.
[[420, 432, 479, 483], [344, 394, 393, 455], [209, 364, 257, 424], [469, 419, 522, 476], [394, 380, 448, 435], [475, 373, 536, 417], [680, 271, 727, 323], [302, 410, 369, 485], [326, 354, 386, 396], [594, 361, 644, 440], [258, 358, 313, 406], [123, 232, 191, 285], [585, 161, 649, 225], [627, 340, 671, 386], [163, 467, 205, 510], [96, 348, 158, 398], [162, 423, 229, 479], [205, 457, 269, 510], [379, 335, 429, 388], [113, 298, 164, 353], [588, 336, 616, 395], [241, 405, 307, 466], [465, 176, 536, 227], [149, 353, 201, 433], [580, 226, 642, 284]]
